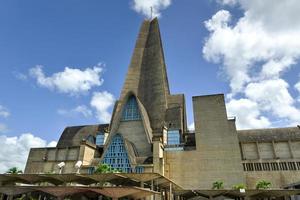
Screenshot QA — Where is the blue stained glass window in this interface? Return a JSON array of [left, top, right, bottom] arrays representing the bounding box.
[[96, 133, 105, 146], [88, 167, 95, 174], [167, 130, 180, 145], [135, 166, 144, 173], [102, 134, 132, 173], [121, 96, 141, 121]]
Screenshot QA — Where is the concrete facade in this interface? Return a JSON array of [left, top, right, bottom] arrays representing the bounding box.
[[25, 18, 300, 190], [25, 141, 96, 174]]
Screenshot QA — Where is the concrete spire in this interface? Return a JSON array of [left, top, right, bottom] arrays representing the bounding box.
[[119, 18, 170, 132]]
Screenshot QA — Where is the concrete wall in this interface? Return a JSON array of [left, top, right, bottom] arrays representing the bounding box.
[[165, 150, 203, 189], [245, 171, 300, 188], [241, 140, 300, 188], [117, 120, 152, 157], [25, 142, 96, 174], [164, 94, 245, 189], [241, 140, 300, 160]]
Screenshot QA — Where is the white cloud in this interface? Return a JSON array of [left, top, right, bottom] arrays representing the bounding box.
[[58, 105, 93, 118], [295, 82, 300, 92], [203, 0, 300, 129], [226, 98, 271, 129], [132, 0, 171, 18], [29, 63, 104, 95], [0, 106, 10, 133], [188, 123, 195, 131], [238, 0, 300, 32], [14, 72, 28, 81], [47, 141, 57, 147], [245, 79, 300, 124], [0, 105, 10, 118], [0, 133, 56, 173], [0, 123, 8, 133], [260, 57, 295, 79], [90, 91, 115, 123], [217, 0, 237, 6], [295, 81, 300, 99]]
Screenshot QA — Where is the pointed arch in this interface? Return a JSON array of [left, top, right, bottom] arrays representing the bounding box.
[[86, 135, 95, 144], [121, 95, 141, 121], [109, 91, 153, 143], [101, 134, 132, 173]]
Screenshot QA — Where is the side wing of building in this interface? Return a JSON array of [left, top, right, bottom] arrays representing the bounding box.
[[238, 127, 300, 188], [25, 124, 109, 174]]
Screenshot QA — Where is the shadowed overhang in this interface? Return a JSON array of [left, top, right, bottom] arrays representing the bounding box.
[[0, 173, 182, 192], [1, 174, 300, 198], [0, 186, 159, 199], [176, 189, 300, 199]]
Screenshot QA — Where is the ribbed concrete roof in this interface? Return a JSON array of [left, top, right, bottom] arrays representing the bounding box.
[[237, 126, 300, 142], [57, 124, 109, 147]]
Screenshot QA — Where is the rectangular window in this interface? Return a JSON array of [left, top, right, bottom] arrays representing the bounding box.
[[96, 134, 105, 146], [135, 166, 144, 173], [167, 130, 180, 145], [88, 167, 95, 174]]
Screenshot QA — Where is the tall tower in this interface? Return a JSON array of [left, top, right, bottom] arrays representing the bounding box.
[[101, 18, 187, 173]]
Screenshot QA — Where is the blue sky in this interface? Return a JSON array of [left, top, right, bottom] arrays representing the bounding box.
[[0, 0, 229, 142], [1, 0, 300, 171]]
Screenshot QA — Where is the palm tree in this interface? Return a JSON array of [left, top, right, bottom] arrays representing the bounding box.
[[6, 167, 23, 174], [212, 181, 224, 189]]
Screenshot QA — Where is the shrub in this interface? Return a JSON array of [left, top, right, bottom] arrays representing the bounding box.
[[94, 164, 122, 174], [256, 180, 271, 189], [232, 183, 246, 190]]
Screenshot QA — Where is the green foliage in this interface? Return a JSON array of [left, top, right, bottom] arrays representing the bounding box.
[[15, 194, 38, 200], [232, 183, 246, 190], [44, 171, 54, 174], [212, 181, 224, 189], [16, 195, 26, 200], [256, 180, 271, 189], [6, 167, 23, 174], [94, 164, 122, 174], [95, 164, 112, 173]]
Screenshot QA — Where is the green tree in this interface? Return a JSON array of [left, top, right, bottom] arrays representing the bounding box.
[[6, 167, 23, 174], [94, 164, 122, 174], [95, 164, 112, 174], [232, 183, 246, 190], [212, 181, 224, 189], [256, 180, 271, 189]]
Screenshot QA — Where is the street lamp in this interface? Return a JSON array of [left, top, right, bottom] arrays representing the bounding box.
[[57, 162, 65, 174]]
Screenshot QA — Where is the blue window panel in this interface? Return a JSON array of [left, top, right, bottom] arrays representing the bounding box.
[[167, 130, 180, 145], [102, 134, 132, 173], [86, 135, 95, 144], [121, 96, 141, 121], [88, 167, 95, 174], [96, 134, 105, 146], [165, 146, 184, 151], [135, 166, 144, 173]]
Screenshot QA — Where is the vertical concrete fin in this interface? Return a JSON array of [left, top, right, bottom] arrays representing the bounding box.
[[192, 94, 245, 187]]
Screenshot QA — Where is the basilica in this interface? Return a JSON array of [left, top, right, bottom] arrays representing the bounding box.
[[20, 18, 300, 198]]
